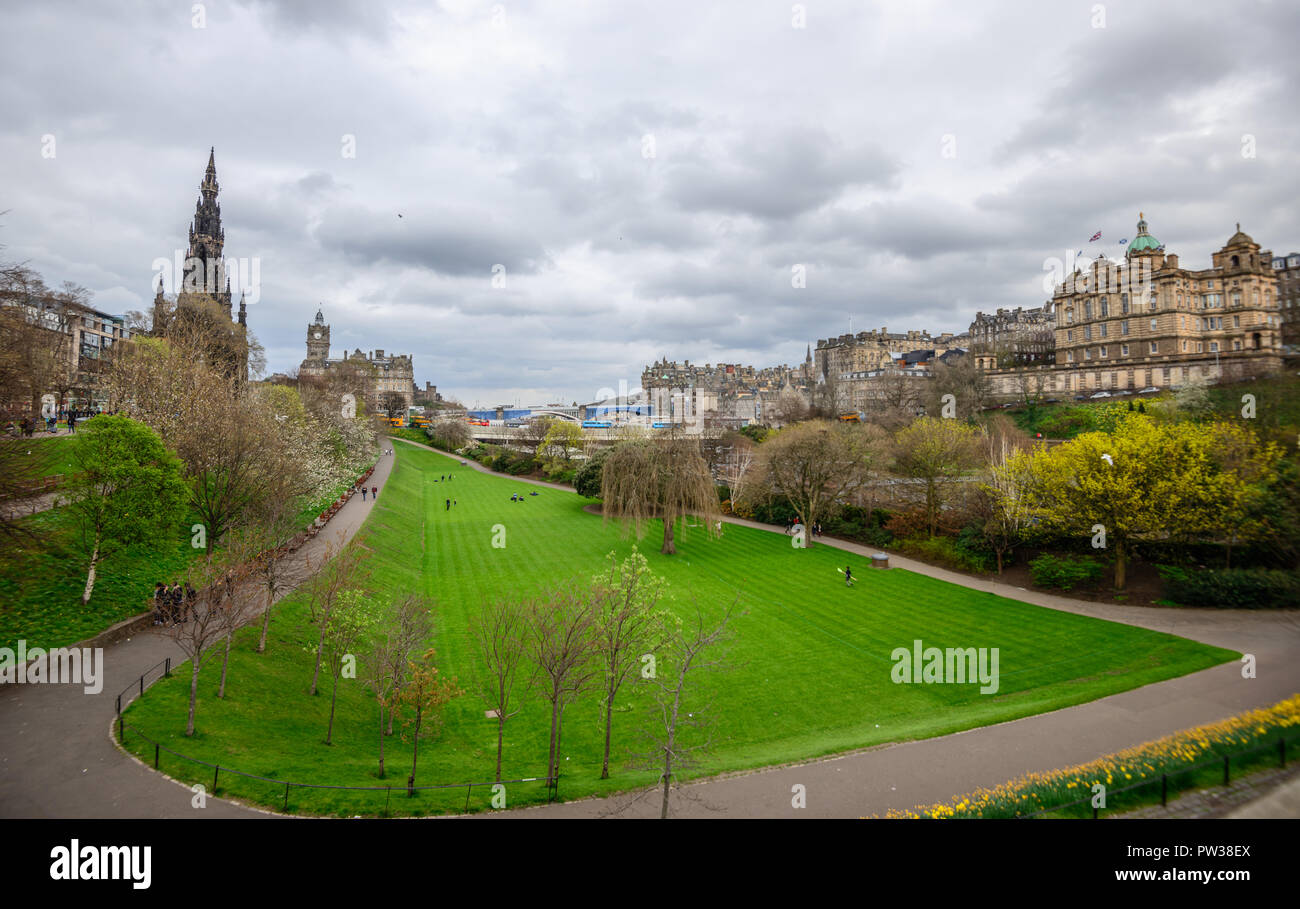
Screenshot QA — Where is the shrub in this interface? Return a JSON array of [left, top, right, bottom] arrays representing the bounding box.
[[1157, 565, 1300, 609], [1028, 554, 1103, 591], [899, 535, 991, 573], [750, 498, 799, 526], [885, 507, 961, 540], [573, 448, 609, 497], [824, 505, 894, 548]]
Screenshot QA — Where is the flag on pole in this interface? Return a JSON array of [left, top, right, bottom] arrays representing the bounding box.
[[1089, 231, 1102, 242]]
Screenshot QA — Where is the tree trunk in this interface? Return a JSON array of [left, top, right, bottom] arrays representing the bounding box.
[[408, 707, 422, 794], [82, 536, 100, 605], [1114, 539, 1127, 591], [325, 671, 339, 744], [377, 701, 385, 778], [257, 588, 272, 653], [218, 632, 231, 698], [311, 626, 326, 695], [661, 517, 676, 555], [601, 695, 614, 780], [927, 481, 938, 537], [996, 548, 1004, 575], [186, 659, 201, 737], [661, 680, 685, 819], [496, 714, 505, 783], [547, 697, 561, 783]]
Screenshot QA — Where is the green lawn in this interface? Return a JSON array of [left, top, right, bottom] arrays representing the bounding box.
[[120, 441, 1238, 815], [0, 506, 197, 652], [11, 432, 80, 480], [0, 451, 375, 652]]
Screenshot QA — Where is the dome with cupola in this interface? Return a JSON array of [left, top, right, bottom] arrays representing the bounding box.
[[1126, 212, 1162, 255], [1226, 222, 1255, 247]]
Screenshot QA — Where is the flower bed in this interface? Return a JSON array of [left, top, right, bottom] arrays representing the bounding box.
[[883, 694, 1300, 818]]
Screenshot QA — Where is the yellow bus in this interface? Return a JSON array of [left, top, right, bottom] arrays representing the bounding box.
[[410, 415, 431, 428], [388, 416, 405, 428]]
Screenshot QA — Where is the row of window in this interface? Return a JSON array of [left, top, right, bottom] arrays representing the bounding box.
[[1067, 341, 1162, 361]]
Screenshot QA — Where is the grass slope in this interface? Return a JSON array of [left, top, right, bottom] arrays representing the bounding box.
[[0, 506, 196, 652], [121, 442, 1238, 815]]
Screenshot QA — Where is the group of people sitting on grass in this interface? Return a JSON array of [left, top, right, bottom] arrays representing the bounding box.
[[510, 492, 539, 502], [152, 581, 196, 626]]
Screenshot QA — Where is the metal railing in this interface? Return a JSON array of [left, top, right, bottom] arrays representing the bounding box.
[[114, 658, 556, 814]]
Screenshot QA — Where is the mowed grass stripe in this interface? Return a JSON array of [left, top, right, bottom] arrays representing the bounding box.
[[120, 441, 1238, 815]]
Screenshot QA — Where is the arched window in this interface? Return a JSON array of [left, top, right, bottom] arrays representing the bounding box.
[[1231, 255, 1240, 267]]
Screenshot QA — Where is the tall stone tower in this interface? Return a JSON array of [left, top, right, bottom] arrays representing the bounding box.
[[180, 147, 233, 317], [307, 308, 330, 361]]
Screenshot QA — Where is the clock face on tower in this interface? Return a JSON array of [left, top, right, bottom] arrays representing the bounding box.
[[314, 332, 322, 339]]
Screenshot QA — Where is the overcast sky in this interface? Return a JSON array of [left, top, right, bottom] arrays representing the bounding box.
[[3, 0, 1298, 408]]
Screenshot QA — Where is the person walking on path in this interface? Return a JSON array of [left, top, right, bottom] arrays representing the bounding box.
[[67, 415, 76, 434], [371, 486, 377, 500], [152, 582, 167, 625], [361, 487, 367, 501]]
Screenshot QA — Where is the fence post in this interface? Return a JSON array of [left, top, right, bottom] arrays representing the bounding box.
[[283, 783, 290, 812], [213, 765, 220, 793], [1161, 774, 1167, 808], [464, 783, 473, 813], [165, 657, 171, 678], [154, 744, 159, 769], [118, 716, 124, 743], [1223, 755, 1230, 787], [385, 786, 391, 816], [116, 694, 121, 715], [140, 676, 144, 697]]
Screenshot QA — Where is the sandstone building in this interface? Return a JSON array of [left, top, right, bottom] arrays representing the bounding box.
[[1273, 251, 1300, 351], [299, 308, 417, 411], [969, 306, 1054, 370], [987, 215, 1283, 397]]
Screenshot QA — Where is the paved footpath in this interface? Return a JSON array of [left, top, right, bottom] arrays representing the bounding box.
[[2, 437, 1296, 818], [0, 447, 396, 818]]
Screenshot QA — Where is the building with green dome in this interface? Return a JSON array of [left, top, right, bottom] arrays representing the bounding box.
[[984, 214, 1284, 399]]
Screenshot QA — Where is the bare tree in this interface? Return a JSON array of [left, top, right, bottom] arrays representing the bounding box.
[[926, 357, 993, 422], [469, 597, 531, 782], [738, 420, 890, 544], [366, 594, 434, 778], [213, 564, 263, 700], [977, 429, 1036, 574], [633, 602, 737, 819], [319, 589, 379, 745], [303, 537, 369, 695], [163, 553, 245, 736], [591, 548, 667, 779], [526, 585, 600, 789]]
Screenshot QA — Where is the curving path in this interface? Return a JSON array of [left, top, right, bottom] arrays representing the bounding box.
[[0, 448, 397, 818], [1, 436, 1295, 818]]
